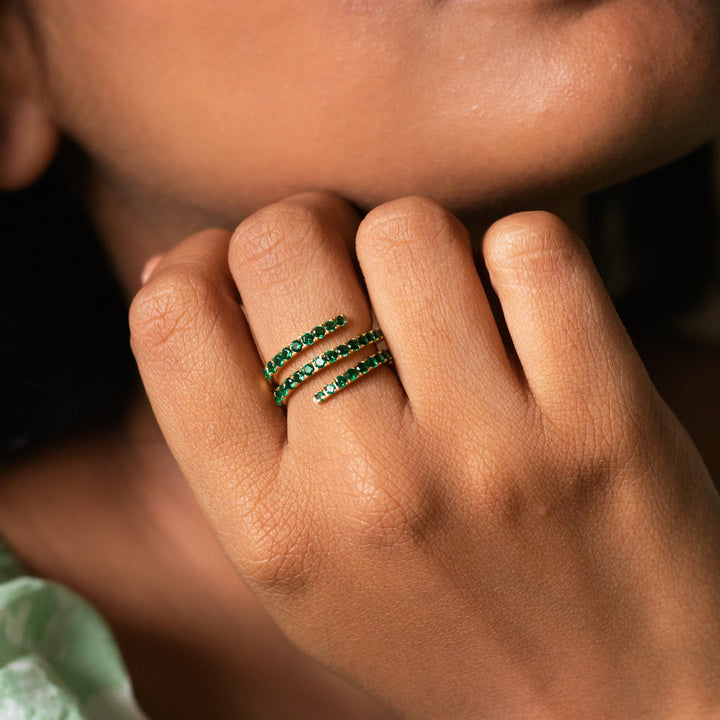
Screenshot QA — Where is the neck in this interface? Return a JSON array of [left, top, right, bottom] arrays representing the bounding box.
[[88, 162, 593, 302], [87, 170, 237, 300]]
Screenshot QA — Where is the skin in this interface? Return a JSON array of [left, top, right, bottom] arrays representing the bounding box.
[[131, 193, 720, 719], [0, 0, 719, 717]]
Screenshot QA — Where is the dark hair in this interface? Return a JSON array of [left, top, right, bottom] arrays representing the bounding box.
[[0, 141, 137, 459], [587, 144, 719, 331], [0, 143, 717, 461]]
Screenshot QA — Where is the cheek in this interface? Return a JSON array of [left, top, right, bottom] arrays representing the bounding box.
[[568, 1, 720, 137], [388, 0, 720, 206], [429, 0, 720, 201]]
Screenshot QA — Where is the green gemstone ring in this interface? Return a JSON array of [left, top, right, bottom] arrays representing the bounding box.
[[264, 314, 347, 382], [273, 329, 384, 406], [313, 349, 393, 405]]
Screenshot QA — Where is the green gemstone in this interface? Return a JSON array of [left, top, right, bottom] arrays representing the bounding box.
[[324, 319, 336, 332], [358, 361, 369, 373], [264, 368, 272, 380], [337, 344, 350, 357], [314, 356, 326, 369], [314, 391, 325, 403], [273, 354, 283, 366], [347, 368, 359, 381], [302, 332, 315, 345], [324, 383, 337, 395], [336, 376, 348, 388], [348, 338, 360, 351], [302, 364, 314, 376], [366, 356, 378, 368], [290, 340, 303, 353], [293, 370, 304, 383], [313, 325, 326, 339], [335, 315, 347, 327], [325, 350, 338, 363], [287, 378, 296, 389], [281, 347, 292, 360]]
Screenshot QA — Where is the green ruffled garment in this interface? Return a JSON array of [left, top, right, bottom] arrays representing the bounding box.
[[0, 539, 148, 719]]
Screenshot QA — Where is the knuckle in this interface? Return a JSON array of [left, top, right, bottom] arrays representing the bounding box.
[[129, 267, 219, 365], [230, 195, 352, 288], [357, 195, 461, 260], [230, 201, 314, 282], [476, 453, 611, 530], [449, 409, 590, 523], [484, 211, 578, 280], [235, 487, 323, 596], [526, 412, 626, 509], [341, 450, 445, 554]]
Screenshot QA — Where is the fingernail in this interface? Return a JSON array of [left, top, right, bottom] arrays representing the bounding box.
[[141, 254, 164, 286]]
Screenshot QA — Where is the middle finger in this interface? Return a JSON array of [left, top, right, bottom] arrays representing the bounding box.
[[229, 192, 407, 440]]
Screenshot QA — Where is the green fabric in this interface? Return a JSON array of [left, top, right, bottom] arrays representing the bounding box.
[[0, 539, 148, 719]]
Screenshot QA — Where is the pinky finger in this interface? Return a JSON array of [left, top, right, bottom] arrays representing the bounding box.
[[483, 212, 651, 418]]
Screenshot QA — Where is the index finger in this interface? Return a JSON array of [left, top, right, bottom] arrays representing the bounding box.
[[129, 228, 286, 520]]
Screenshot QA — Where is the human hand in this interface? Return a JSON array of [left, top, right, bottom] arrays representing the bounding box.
[[130, 193, 720, 719]]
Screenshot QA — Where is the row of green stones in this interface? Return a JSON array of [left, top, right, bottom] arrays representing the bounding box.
[[273, 329, 384, 406], [265, 314, 347, 382], [313, 349, 393, 405]]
